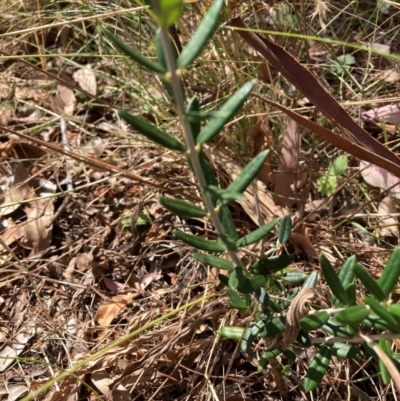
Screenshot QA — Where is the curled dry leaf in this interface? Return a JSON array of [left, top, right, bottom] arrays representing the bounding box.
[[73, 65, 97, 96], [281, 287, 315, 349], [0, 163, 30, 217], [24, 198, 54, 253]]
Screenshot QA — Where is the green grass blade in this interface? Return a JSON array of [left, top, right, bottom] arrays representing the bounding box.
[[119, 110, 185, 151], [226, 150, 269, 194], [196, 81, 255, 144], [103, 29, 165, 74], [304, 344, 332, 392], [320, 254, 349, 305], [236, 217, 280, 247], [177, 0, 224, 68], [192, 253, 235, 271], [378, 248, 400, 299], [354, 263, 385, 301], [174, 230, 226, 252], [159, 197, 207, 218]]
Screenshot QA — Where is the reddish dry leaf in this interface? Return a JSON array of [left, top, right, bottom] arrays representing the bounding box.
[[290, 232, 319, 260], [231, 17, 400, 170], [270, 118, 307, 208], [0, 163, 30, 217], [362, 105, 400, 125], [95, 293, 139, 327], [24, 198, 54, 253]]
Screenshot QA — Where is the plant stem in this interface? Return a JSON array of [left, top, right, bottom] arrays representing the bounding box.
[[158, 27, 243, 267]]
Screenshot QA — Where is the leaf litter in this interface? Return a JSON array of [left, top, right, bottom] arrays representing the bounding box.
[[1, 2, 400, 401]]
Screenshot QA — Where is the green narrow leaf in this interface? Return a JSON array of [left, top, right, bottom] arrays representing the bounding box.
[[333, 256, 355, 307], [192, 253, 235, 271], [103, 29, 165, 73], [281, 272, 307, 284], [159, 197, 207, 218], [241, 322, 262, 351], [278, 215, 292, 244], [378, 339, 392, 385], [229, 266, 246, 290], [226, 150, 269, 194], [238, 275, 267, 294], [197, 81, 255, 144], [363, 313, 395, 331], [296, 330, 311, 347], [331, 343, 362, 359], [354, 264, 385, 301], [302, 271, 318, 289], [204, 185, 245, 206], [323, 319, 356, 338], [217, 235, 238, 252], [300, 311, 330, 332], [174, 230, 226, 252], [217, 326, 244, 340], [119, 110, 185, 151], [226, 289, 248, 310], [320, 254, 349, 305], [186, 98, 237, 240], [255, 287, 269, 308], [258, 316, 286, 338], [251, 254, 294, 275], [236, 218, 280, 247], [345, 282, 356, 306], [334, 305, 370, 325], [378, 248, 400, 299], [178, 0, 224, 67], [388, 304, 400, 318], [304, 344, 332, 392], [363, 297, 400, 331]]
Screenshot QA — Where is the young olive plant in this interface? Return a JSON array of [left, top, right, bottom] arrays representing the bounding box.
[[103, 0, 400, 393]]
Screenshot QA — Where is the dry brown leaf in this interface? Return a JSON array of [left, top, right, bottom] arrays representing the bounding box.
[[0, 163, 30, 217], [24, 198, 54, 253], [95, 293, 140, 327], [270, 118, 307, 208], [73, 65, 97, 96], [0, 219, 26, 250], [378, 196, 399, 237], [0, 107, 12, 127], [290, 232, 319, 260], [50, 84, 76, 115], [281, 287, 315, 349]]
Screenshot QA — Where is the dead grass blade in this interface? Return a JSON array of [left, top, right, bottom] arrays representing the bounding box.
[[230, 17, 400, 168], [281, 287, 315, 349]]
